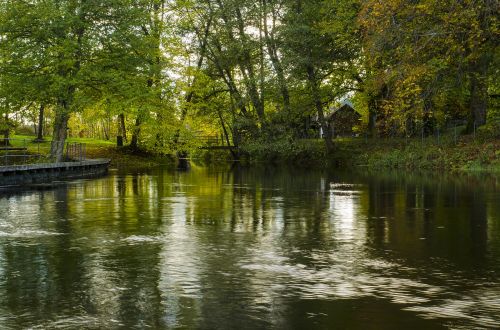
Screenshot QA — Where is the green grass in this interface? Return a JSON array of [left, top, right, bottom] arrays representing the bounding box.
[[10, 134, 114, 147], [3, 134, 172, 169], [65, 136, 115, 145]]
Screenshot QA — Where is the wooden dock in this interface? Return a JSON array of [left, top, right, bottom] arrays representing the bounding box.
[[0, 159, 111, 186]]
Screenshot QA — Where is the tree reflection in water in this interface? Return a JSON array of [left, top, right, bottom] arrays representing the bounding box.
[[0, 166, 498, 328]]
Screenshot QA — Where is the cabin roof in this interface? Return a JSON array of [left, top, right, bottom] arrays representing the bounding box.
[[329, 99, 361, 119], [338, 99, 354, 109]]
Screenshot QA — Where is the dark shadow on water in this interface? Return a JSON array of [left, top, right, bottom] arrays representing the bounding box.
[[176, 158, 190, 171]]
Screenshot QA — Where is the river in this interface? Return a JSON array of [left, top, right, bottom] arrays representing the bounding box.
[[0, 165, 499, 329]]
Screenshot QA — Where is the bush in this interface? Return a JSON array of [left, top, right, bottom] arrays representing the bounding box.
[[15, 125, 35, 136], [241, 137, 326, 166]]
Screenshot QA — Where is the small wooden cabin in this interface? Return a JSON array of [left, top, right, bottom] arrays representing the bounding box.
[[327, 100, 361, 137]]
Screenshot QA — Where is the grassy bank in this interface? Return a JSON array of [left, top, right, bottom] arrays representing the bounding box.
[[7, 135, 173, 170], [239, 124, 500, 172], [83, 145, 175, 170], [331, 137, 500, 172], [7, 126, 500, 173]]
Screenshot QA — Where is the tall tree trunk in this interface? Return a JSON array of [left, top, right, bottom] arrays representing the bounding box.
[[2, 113, 9, 146], [130, 116, 141, 150], [181, 15, 212, 123], [368, 98, 377, 138], [217, 109, 238, 160], [307, 65, 334, 154], [258, 4, 265, 111], [296, 0, 332, 153], [235, 6, 265, 123], [48, 0, 84, 162], [130, 110, 143, 150], [209, 39, 248, 116], [263, 0, 290, 112], [215, 0, 264, 124], [119, 113, 127, 142], [50, 108, 69, 162], [152, 2, 166, 150], [467, 60, 488, 132], [36, 104, 45, 141], [102, 120, 109, 140]]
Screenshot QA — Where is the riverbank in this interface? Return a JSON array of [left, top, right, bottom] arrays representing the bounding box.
[[56, 136, 500, 173], [87, 138, 500, 173], [83, 145, 175, 170], [331, 137, 500, 172], [238, 127, 500, 172], [10, 130, 499, 173]]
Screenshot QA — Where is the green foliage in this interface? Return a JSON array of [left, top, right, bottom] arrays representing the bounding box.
[[241, 137, 326, 166], [0, 0, 179, 158], [0, 0, 498, 164], [359, 0, 498, 136]]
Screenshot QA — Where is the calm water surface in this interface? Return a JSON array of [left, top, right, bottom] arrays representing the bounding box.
[[0, 165, 499, 329]]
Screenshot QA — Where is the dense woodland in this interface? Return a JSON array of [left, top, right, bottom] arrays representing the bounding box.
[[0, 0, 498, 161]]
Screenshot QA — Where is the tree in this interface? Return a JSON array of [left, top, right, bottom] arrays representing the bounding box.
[[0, 0, 158, 161], [281, 0, 360, 152], [359, 0, 499, 136]]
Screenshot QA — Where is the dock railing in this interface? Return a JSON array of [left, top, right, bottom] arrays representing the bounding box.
[[0, 138, 88, 166], [65, 142, 86, 161], [0, 138, 44, 166]]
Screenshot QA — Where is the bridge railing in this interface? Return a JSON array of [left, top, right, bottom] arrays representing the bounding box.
[[197, 135, 222, 146]]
